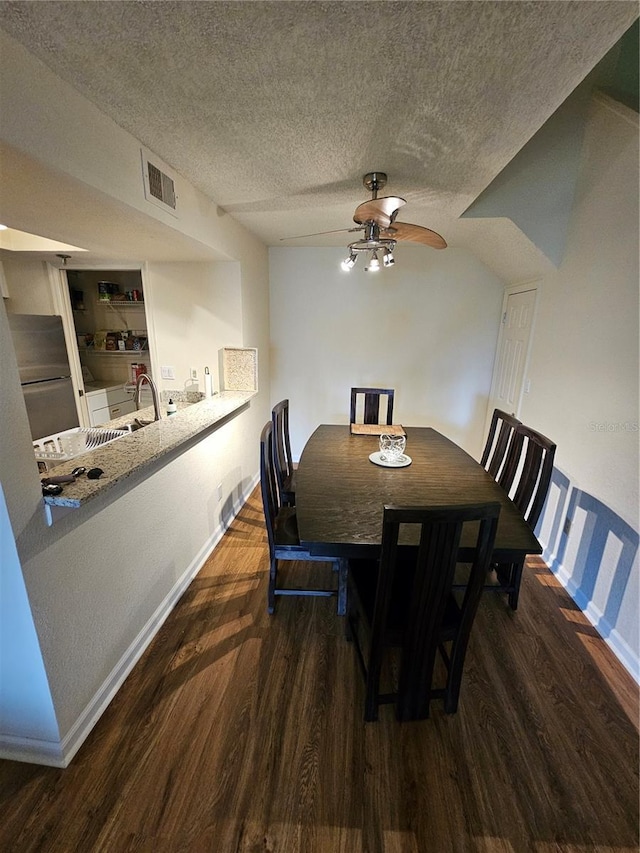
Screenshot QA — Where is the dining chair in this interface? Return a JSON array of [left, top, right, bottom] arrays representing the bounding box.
[[346, 502, 500, 722], [260, 421, 348, 615], [491, 423, 556, 609], [271, 399, 296, 506], [480, 408, 522, 480], [350, 387, 395, 425]]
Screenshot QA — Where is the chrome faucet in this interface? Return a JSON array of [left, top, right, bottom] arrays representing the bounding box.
[[134, 373, 161, 422]]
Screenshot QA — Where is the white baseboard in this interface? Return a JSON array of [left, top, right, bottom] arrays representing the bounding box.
[[0, 474, 259, 768], [0, 733, 66, 767], [545, 544, 639, 684]]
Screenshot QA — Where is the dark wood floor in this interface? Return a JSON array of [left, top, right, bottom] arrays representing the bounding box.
[[1, 489, 638, 853]]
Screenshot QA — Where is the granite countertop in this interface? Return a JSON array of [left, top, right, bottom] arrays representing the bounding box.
[[41, 391, 256, 511]]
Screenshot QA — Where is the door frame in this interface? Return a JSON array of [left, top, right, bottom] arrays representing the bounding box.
[[46, 262, 90, 427], [46, 259, 152, 429], [484, 279, 541, 437]]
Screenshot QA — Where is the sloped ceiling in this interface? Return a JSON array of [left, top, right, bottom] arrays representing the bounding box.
[[0, 1, 637, 281]]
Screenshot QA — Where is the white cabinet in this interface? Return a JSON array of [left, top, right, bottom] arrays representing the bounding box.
[[86, 385, 136, 426]]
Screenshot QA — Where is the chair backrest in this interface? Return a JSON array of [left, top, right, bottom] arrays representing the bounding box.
[[371, 502, 500, 721], [259, 421, 279, 558], [481, 409, 521, 480], [350, 387, 395, 425], [498, 424, 556, 529], [271, 399, 293, 495]]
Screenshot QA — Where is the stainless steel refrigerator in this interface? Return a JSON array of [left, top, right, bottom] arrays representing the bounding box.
[[8, 313, 80, 441]]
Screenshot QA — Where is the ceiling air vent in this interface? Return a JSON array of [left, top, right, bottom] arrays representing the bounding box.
[[141, 150, 178, 216]]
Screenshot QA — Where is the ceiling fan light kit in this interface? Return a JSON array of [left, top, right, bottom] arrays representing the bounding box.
[[283, 172, 447, 273]]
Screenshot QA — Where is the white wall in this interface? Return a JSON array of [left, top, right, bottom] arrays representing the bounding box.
[[145, 261, 244, 395], [1, 258, 53, 313], [1, 263, 269, 767], [269, 245, 505, 459], [0, 485, 59, 743], [522, 94, 639, 678]]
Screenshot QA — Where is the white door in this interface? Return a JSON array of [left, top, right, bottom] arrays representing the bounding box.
[[487, 286, 538, 422]]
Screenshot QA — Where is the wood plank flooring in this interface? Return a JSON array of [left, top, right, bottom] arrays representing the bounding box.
[[1, 488, 638, 852]]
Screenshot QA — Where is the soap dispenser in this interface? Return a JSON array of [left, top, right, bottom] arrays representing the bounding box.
[[166, 398, 177, 416]]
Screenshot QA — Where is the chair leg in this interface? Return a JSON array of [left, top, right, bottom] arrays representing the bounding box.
[[508, 560, 525, 610], [345, 607, 355, 641], [336, 558, 348, 616], [267, 556, 277, 614], [443, 652, 462, 714], [364, 677, 380, 722]]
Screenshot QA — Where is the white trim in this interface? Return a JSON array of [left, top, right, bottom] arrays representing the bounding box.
[[48, 260, 145, 271], [140, 262, 159, 383], [0, 472, 259, 767], [548, 554, 639, 683], [0, 261, 8, 298], [46, 262, 90, 427]]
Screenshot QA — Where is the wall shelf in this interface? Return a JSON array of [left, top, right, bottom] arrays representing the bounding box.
[[82, 349, 148, 356], [97, 300, 145, 307]]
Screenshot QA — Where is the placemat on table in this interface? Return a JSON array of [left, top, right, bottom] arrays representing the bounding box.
[[350, 423, 406, 436]]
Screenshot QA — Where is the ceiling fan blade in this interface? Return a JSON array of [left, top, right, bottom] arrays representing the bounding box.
[[353, 196, 406, 228], [381, 221, 447, 249], [280, 226, 363, 241]]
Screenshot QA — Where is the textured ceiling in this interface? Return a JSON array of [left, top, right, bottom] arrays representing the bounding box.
[[0, 1, 637, 279]]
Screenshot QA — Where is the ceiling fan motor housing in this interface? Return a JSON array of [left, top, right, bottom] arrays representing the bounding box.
[[363, 172, 387, 197]]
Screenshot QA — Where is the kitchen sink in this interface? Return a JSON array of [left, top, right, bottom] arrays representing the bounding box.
[[122, 418, 154, 432]]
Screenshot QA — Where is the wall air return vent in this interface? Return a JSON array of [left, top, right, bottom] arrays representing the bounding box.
[[141, 150, 178, 217]]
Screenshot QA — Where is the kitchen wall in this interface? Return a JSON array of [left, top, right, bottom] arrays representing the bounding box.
[[0, 30, 271, 765], [269, 245, 504, 459]]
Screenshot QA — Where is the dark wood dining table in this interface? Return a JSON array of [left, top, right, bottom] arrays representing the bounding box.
[[295, 425, 542, 563]]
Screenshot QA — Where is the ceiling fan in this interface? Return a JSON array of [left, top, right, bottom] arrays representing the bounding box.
[[282, 172, 447, 272]]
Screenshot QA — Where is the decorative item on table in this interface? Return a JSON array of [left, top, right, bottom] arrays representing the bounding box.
[[379, 433, 407, 463], [350, 423, 405, 436]]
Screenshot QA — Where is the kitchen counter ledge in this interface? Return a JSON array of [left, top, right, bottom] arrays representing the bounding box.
[[41, 391, 256, 523]]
